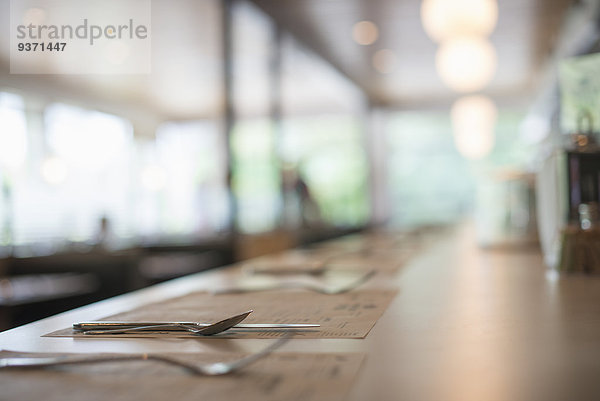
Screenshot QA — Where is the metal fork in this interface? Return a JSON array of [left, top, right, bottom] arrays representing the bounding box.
[[80, 310, 252, 335], [0, 335, 290, 376]]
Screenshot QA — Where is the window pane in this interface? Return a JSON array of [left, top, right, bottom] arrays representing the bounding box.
[[0, 93, 27, 174], [281, 115, 369, 227], [153, 121, 229, 236], [281, 35, 369, 228], [386, 110, 532, 228], [11, 103, 134, 247], [231, 118, 280, 233], [387, 111, 474, 227], [0, 93, 28, 250]]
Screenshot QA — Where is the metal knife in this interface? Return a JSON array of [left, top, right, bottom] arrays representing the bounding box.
[[73, 322, 319, 331]]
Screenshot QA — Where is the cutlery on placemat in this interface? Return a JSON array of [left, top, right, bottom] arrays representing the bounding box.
[[212, 269, 376, 295], [244, 264, 328, 276], [0, 335, 291, 375], [75, 310, 254, 336], [73, 322, 320, 333]]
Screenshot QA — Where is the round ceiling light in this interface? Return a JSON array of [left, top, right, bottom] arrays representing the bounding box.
[[451, 95, 497, 159], [436, 36, 496, 92], [352, 21, 379, 45], [421, 0, 498, 42], [373, 49, 397, 74]]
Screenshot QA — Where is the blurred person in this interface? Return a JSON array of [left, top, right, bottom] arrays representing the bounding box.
[[281, 166, 321, 228]]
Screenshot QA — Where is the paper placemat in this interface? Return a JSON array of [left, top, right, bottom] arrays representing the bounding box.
[[324, 250, 413, 274], [47, 288, 398, 339], [243, 248, 412, 274], [0, 350, 364, 401]]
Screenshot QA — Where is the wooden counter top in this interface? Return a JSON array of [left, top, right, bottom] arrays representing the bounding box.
[[1, 223, 599, 400]]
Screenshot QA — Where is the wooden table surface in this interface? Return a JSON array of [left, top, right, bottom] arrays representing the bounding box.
[[2, 224, 600, 400]]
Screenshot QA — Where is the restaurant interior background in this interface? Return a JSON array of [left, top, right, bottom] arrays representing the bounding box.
[[0, 0, 599, 330]]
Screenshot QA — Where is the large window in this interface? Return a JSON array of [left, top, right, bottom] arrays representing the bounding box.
[[387, 111, 474, 227], [0, 93, 28, 250], [386, 110, 533, 228], [0, 93, 27, 176], [280, 35, 369, 228], [280, 116, 369, 227], [11, 103, 135, 248], [231, 119, 280, 233], [2, 98, 231, 251], [1, 0, 376, 253], [152, 121, 229, 237]]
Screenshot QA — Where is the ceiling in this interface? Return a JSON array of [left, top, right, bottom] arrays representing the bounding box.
[[0, 0, 591, 125], [252, 0, 578, 109], [0, 0, 223, 129]]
